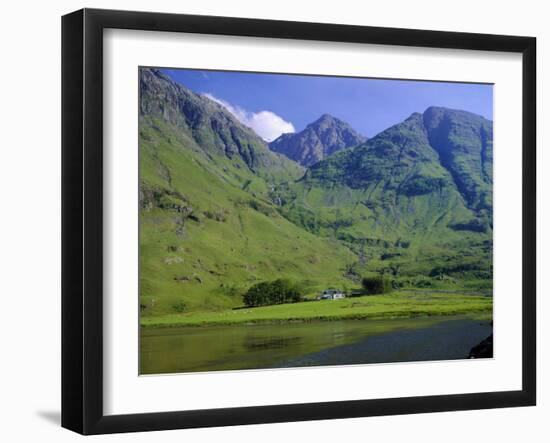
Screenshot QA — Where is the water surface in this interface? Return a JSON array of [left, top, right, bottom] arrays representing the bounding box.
[[140, 316, 492, 374]]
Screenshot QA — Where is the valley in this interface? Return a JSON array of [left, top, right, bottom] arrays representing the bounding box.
[[138, 67, 493, 340]]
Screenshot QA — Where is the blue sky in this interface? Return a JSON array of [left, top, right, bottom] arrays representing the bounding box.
[[162, 68, 493, 142]]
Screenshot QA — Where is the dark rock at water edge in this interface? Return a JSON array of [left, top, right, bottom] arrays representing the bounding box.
[[469, 334, 493, 358]]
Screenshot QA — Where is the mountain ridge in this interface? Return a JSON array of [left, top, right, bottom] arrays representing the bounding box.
[[274, 105, 492, 285], [140, 68, 304, 183], [304, 106, 492, 216]]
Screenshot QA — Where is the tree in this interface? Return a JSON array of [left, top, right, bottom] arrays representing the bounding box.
[[243, 279, 303, 307], [388, 263, 401, 277], [361, 276, 392, 295]]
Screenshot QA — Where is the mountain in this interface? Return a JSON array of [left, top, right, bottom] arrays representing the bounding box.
[[139, 68, 355, 315], [268, 114, 366, 167], [276, 107, 493, 286], [140, 68, 304, 184], [138, 66, 493, 317], [302, 107, 492, 223]]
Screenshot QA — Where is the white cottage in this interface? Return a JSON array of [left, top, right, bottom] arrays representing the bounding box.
[[317, 289, 345, 300]]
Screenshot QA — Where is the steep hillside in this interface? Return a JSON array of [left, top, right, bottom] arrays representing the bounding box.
[[269, 114, 366, 166], [140, 68, 304, 185], [275, 108, 493, 287], [139, 68, 356, 316], [423, 106, 493, 214]]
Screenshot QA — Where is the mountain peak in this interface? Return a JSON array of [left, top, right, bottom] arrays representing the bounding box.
[[423, 106, 491, 124], [269, 115, 366, 167], [314, 113, 336, 123], [424, 105, 451, 114], [309, 113, 350, 129]]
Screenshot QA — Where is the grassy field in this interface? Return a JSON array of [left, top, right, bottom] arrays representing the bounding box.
[[140, 290, 492, 328]]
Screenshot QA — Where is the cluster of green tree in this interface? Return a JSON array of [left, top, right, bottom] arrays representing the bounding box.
[[362, 276, 392, 294], [243, 279, 303, 307]]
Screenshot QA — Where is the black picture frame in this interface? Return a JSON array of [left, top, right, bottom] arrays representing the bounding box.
[[62, 8, 537, 435]]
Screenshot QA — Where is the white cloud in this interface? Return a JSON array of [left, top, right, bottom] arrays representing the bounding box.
[[203, 93, 295, 142]]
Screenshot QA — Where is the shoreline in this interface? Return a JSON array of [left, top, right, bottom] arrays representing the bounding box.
[[140, 308, 492, 329]]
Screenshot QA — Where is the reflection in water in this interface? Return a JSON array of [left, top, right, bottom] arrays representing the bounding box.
[[140, 316, 492, 375], [243, 335, 302, 351]]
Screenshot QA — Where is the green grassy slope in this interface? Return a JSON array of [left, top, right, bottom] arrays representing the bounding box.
[[139, 115, 356, 317]]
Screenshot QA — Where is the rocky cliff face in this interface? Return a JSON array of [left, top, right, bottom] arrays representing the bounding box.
[[423, 106, 493, 212], [269, 114, 366, 167], [139, 68, 304, 181]]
